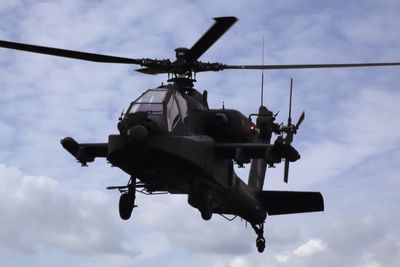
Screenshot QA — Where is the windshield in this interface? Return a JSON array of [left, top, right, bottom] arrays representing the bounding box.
[[128, 89, 167, 114], [166, 94, 180, 130]]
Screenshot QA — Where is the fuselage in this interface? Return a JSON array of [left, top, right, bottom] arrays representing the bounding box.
[[107, 83, 266, 223]]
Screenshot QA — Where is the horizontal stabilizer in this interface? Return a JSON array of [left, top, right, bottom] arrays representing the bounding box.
[[260, 190, 324, 215]]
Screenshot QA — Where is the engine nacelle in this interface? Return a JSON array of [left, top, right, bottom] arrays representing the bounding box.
[[206, 109, 257, 143]]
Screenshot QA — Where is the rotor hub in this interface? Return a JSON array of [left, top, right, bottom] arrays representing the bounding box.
[[175, 47, 189, 61]]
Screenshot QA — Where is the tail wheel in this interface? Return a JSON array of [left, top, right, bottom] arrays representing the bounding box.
[[252, 223, 266, 253], [119, 192, 135, 220]]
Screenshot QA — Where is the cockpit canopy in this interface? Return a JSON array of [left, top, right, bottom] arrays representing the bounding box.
[[128, 89, 166, 114], [127, 88, 188, 131]]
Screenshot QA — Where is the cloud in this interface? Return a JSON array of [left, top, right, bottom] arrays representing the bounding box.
[[276, 253, 290, 263], [275, 238, 326, 263], [0, 164, 138, 256], [229, 256, 250, 267], [319, 214, 400, 267], [0, 1, 400, 266], [293, 238, 327, 256], [291, 87, 400, 187], [132, 194, 253, 255]]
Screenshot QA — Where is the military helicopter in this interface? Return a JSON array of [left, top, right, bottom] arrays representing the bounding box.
[[1, 16, 400, 253]]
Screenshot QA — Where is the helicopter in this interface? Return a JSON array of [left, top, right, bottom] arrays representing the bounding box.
[[1, 16, 400, 253]]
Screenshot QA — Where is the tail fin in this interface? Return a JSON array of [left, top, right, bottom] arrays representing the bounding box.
[[248, 106, 274, 191], [259, 190, 324, 215], [248, 158, 268, 191]]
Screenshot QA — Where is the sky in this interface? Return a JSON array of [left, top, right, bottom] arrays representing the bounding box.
[[0, 0, 399, 266]]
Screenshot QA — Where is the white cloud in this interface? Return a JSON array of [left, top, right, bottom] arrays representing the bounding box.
[[132, 194, 253, 255], [276, 253, 289, 263], [230, 256, 250, 267], [274, 238, 326, 264], [0, 164, 137, 256], [0, 0, 400, 266], [291, 87, 400, 187], [293, 238, 327, 257]]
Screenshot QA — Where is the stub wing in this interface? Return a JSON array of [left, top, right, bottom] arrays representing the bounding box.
[[61, 137, 107, 166], [215, 143, 274, 158], [260, 191, 324, 215], [215, 142, 300, 164]]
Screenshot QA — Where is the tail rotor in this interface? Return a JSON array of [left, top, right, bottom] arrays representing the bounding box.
[[282, 78, 304, 183]]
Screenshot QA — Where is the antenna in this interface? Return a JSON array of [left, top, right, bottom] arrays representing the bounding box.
[[260, 36, 265, 106]]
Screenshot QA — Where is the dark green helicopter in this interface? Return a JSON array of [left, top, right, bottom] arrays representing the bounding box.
[[1, 17, 400, 253]]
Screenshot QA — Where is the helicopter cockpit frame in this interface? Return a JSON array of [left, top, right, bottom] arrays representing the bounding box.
[[127, 89, 166, 115], [125, 88, 188, 132]]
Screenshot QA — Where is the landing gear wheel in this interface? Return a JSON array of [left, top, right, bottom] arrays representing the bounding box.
[[119, 192, 135, 220], [256, 237, 266, 253], [251, 222, 266, 253]]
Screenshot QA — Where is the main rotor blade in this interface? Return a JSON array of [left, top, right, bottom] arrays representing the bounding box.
[[224, 62, 400, 70], [135, 67, 169, 75], [0, 40, 143, 64], [184, 16, 237, 63], [296, 111, 305, 129]]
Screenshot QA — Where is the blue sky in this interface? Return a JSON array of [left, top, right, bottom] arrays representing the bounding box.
[[0, 0, 399, 266]]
